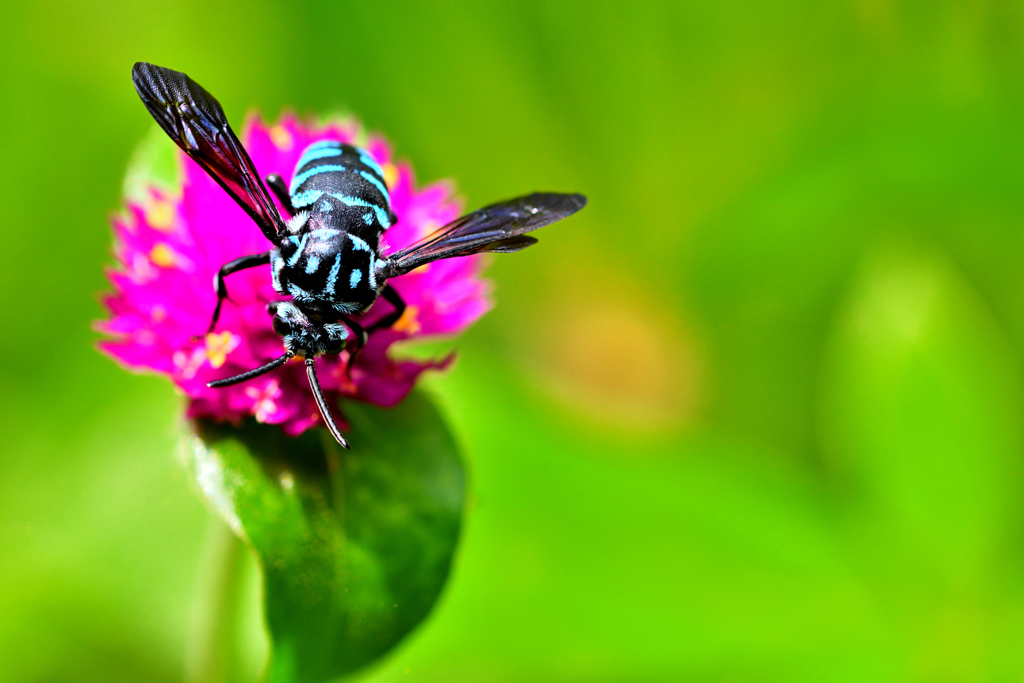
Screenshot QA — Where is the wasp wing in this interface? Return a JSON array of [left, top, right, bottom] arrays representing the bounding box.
[[131, 62, 286, 243], [380, 192, 586, 278]]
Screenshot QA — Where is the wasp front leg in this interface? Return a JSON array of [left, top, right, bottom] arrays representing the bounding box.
[[207, 251, 271, 334]]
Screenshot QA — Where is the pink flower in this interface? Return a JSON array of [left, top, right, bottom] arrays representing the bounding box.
[[99, 115, 491, 435]]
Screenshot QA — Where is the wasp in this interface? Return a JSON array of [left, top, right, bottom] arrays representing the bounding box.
[[132, 62, 586, 448]]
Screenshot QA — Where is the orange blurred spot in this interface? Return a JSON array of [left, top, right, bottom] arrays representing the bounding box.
[[528, 272, 699, 434]]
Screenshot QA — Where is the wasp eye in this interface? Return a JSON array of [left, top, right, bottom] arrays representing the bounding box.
[[272, 315, 291, 337]]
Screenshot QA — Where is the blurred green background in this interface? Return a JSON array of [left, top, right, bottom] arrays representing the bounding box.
[[5, 0, 1024, 680]]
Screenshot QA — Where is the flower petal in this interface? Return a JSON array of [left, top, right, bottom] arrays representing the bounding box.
[[100, 115, 490, 436]]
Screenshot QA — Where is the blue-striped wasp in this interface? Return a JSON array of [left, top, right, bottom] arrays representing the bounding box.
[[132, 63, 586, 447]]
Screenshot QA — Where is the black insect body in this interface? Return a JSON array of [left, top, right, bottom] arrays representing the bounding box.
[[131, 62, 587, 448]]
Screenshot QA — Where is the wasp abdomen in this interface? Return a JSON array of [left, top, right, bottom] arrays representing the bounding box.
[[288, 140, 391, 230]]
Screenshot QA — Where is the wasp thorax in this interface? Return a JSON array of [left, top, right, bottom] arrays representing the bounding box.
[[267, 301, 349, 358]]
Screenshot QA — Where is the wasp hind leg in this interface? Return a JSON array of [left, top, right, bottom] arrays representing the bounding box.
[[207, 251, 272, 335], [266, 174, 296, 216]]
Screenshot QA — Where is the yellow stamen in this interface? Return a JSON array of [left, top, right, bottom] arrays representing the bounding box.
[[419, 220, 439, 241], [204, 331, 239, 369], [270, 125, 293, 151], [392, 304, 421, 335], [145, 200, 175, 230], [149, 243, 177, 268], [383, 163, 398, 191]]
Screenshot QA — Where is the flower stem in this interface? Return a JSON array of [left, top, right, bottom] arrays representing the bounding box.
[[185, 521, 268, 683]]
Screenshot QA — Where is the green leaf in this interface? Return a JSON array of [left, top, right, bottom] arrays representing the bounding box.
[[181, 390, 466, 683], [820, 241, 1024, 582], [123, 124, 181, 202]]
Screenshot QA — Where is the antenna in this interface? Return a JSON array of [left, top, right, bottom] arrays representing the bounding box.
[[207, 352, 291, 388], [305, 358, 350, 449]]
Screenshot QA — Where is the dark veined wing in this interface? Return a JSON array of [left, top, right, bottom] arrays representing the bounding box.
[[380, 192, 586, 278], [131, 62, 286, 243]]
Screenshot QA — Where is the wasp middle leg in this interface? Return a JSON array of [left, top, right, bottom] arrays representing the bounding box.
[[365, 285, 407, 335]]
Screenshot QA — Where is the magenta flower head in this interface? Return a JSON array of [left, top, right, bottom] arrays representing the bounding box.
[[100, 63, 585, 447]]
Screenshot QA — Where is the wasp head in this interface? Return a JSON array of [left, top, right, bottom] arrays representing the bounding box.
[[267, 301, 349, 358]]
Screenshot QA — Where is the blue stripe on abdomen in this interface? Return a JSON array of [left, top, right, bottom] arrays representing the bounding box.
[[305, 140, 341, 151], [357, 150, 385, 178], [359, 170, 390, 203], [293, 145, 344, 175], [290, 164, 347, 195]]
